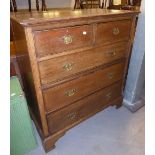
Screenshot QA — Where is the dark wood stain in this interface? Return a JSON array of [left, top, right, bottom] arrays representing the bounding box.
[[11, 9, 139, 152]]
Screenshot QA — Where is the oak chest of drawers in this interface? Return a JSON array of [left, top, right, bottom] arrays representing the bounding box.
[[11, 9, 139, 152]]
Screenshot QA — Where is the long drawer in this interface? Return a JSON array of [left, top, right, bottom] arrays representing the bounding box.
[[47, 81, 122, 134], [39, 42, 127, 85], [96, 20, 131, 45], [34, 25, 93, 57], [43, 61, 125, 112]]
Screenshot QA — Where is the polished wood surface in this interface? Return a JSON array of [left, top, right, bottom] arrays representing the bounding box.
[[10, 9, 139, 26], [47, 81, 122, 134], [44, 96, 123, 151], [11, 9, 139, 152], [34, 25, 93, 57], [43, 61, 125, 112], [39, 42, 127, 85], [96, 20, 131, 44], [10, 41, 16, 56]]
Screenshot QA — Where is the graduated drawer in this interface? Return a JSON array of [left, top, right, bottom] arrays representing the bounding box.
[[34, 25, 93, 57], [47, 81, 122, 134], [96, 20, 131, 44], [39, 42, 127, 85], [43, 61, 125, 112]]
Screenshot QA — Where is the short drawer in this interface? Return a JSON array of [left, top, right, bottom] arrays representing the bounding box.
[[34, 25, 93, 57], [47, 81, 122, 134], [96, 20, 131, 44], [43, 61, 125, 112], [39, 42, 127, 85]]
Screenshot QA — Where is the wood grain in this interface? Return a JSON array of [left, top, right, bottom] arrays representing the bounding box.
[[47, 81, 122, 134], [34, 25, 93, 57], [10, 9, 139, 26], [11, 9, 139, 152], [24, 28, 49, 137], [43, 61, 125, 113], [96, 19, 132, 45], [39, 42, 128, 85]]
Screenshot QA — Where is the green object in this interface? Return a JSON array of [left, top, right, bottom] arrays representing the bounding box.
[[10, 76, 37, 155]]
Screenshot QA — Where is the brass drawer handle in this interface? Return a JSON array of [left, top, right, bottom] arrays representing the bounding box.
[[107, 73, 114, 79], [67, 112, 77, 120], [65, 89, 77, 97], [63, 63, 73, 71], [63, 35, 73, 44], [106, 50, 116, 57], [106, 92, 112, 99], [112, 27, 120, 35]]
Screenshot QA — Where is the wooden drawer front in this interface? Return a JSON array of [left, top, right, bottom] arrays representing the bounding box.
[[96, 20, 131, 44], [34, 25, 93, 57], [39, 42, 127, 85], [47, 81, 122, 134], [43, 62, 125, 112]]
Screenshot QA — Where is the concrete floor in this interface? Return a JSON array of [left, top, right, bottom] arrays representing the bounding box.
[[26, 106, 145, 155]]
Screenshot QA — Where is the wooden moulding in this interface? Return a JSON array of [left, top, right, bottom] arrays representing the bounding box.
[[11, 9, 139, 29], [24, 27, 49, 137], [27, 15, 134, 32]]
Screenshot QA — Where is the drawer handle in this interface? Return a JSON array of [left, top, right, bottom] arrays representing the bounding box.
[[106, 50, 116, 57], [106, 92, 112, 99], [107, 73, 114, 79], [65, 89, 77, 97], [63, 63, 73, 71], [63, 35, 73, 44], [67, 112, 77, 120], [112, 27, 120, 35]]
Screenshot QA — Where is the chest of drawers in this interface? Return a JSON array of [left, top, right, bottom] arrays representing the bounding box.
[[11, 9, 139, 152]]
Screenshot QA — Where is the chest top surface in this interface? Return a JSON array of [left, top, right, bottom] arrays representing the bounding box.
[[11, 9, 139, 26]]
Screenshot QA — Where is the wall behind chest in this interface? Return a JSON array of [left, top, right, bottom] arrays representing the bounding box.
[[123, 0, 145, 112]]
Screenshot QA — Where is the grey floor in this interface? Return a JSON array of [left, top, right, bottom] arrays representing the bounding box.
[[27, 106, 145, 155]]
